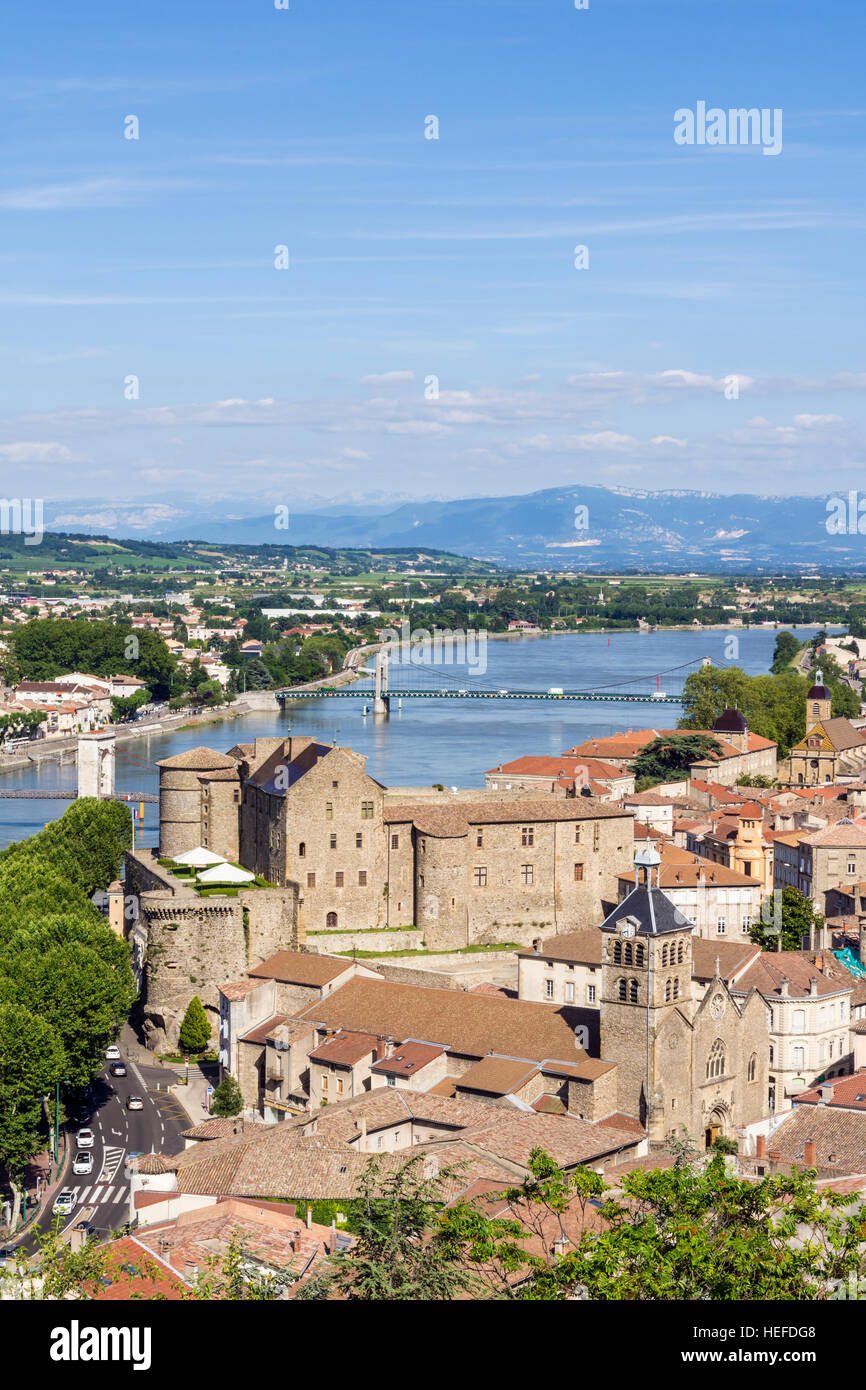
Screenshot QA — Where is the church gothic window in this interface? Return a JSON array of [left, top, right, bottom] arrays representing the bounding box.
[[707, 1039, 726, 1079], [677, 941, 684, 964], [617, 977, 627, 1001], [623, 942, 633, 965], [665, 978, 672, 1002], [748, 1053, 757, 1081], [635, 944, 645, 966], [629, 979, 638, 1003], [661, 944, 669, 967], [613, 941, 623, 964]]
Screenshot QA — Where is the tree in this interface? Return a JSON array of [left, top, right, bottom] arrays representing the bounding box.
[[178, 996, 211, 1054], [295, 1153, 527, 1301], [771, 630, 802, 674], [630, 734, 723, 791], [750, 886, 825, 952], [210, 1074, 243, 1117], [0, 1004, 64, 1228], [525, 1155, 863, 1301]]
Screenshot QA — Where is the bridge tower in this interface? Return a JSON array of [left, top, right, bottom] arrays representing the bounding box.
[[77, 730, 115, 799], [373, 649, 390, 717]]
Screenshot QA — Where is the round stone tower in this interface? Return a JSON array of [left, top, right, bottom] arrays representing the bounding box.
[[156, 746, 238, 859]]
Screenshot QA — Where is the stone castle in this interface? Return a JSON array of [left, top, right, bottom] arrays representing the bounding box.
[[126, 735, 635, 1048]]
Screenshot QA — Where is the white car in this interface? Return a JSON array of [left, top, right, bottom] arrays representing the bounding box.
[[72, 1151, 93, 1176], [105, 1045, 121, 1061], [547, 686, 564, 696], [76, 1128, 95, 1149], [52, 1189, 76, 1216]]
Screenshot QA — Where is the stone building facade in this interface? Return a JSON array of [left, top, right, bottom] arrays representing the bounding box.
[[598, 847, 771, 1147], [124, 849, 302, 1051], [154, 737, 634, 949]]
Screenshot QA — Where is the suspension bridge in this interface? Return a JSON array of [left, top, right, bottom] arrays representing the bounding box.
[[277, 653, 709, 714]]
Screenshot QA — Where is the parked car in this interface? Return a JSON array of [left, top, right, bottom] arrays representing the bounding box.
[[125, 1095, 144, 1112], [109, 1062, 127, 1078], [105, 1045, 121, 1061], [52, 1189, 76, 1216], [72, 1151, 94, 1176], [76, 1128, 95, 1149]]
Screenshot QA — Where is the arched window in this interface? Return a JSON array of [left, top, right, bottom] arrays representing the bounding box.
[[299, 842, 306, 858], [635, 943, 645, 967], [707, 1039, 726, 1079], [665, 978, 672, 1003], [617, 977, 627, 1001], [326, 911, 338, 930], [677, 941, 684, 965], [623, 942, 633, 966], [672, 977, 679, 1000], [661, 944, 669, 967], [613, 941, 622, 964], [748, 1053, 757, 1082], [629, 978, 639, 1003]]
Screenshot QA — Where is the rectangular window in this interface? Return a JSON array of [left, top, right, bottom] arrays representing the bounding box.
[[321, 1075, 328, 1091], [335, 872, 344, 887], [717, 917, 726, 935], [574, 863, 584, 882], [574, 826, 581, 844], [521, 864, 534, 885], [386, 1076, 395, 1087], [545, 980, 554, 999], [521, 826, 534, 847], [358, 870, 367, 887], [307, 872, 316, 888], [391, 834, 399, 850], [336, 1077, 344, 1093], [332, 780, 339, 789], [593, 823, 600, 851], [361, 801, 374, 819], [330, 834, 337, 850], [473, 866, 488, 888], [476, 830, 483, 848], [356, 832, 363, 849], [587, 984, 596, 1004], [325, 802, 333, 820], [565, 982, 575, 1003]]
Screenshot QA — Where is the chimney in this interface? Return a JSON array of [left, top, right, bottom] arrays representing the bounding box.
[[306, 1206, 312, 1230], [809, 978, 819, 997], [330, 1219, 337, 1254], [385, 1037, 395, 1058], [804, 1140, 817, 1166], [820, 1083, 834, 1104], [358, 1115, 367, 1140], [780, 980, 789, 997], [755, 1134, 767, 1159]]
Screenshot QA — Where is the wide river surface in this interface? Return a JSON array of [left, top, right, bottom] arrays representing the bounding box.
[[0, 625, 834, 850]]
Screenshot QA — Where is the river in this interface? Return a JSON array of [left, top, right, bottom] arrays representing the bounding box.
[[0, 625, 835, 850]]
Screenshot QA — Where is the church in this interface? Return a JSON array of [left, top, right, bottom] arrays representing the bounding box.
[[598, 846, 771, 1147], [785, 670, 866, 785]]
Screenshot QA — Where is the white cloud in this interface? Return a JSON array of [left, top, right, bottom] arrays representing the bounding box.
[[0, 441, 82, 464], [360, 371, 415, 386]]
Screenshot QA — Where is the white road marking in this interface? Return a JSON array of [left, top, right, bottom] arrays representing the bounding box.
[[76, 1186, 92, 1204]]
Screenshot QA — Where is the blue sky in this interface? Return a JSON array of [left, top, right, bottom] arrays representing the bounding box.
[[1, 0, 865, 530]]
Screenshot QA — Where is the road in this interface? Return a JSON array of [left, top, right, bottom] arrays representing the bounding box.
[[17, 1050, 190, 1256]]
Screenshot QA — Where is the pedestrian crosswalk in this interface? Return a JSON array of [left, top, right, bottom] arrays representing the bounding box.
[[99, 1146, 125, 1183], [75, 1183, 127, 1207]]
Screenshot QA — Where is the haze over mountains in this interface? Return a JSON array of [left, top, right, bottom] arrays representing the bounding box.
[[44, 485, 865, 573]]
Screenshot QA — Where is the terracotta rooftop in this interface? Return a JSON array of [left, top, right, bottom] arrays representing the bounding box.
[[383, 798, 631, 838], [455, 1056, 541, 1096], [294, 975, 592, 1064], [369, 1040, 448, 1077], [239, 1013, 290, 1046], [156, 746, 238, 771], [761, 1107, 866, 1173], [485, 755, 626, 781], [248, 951, 361, 987], [794, 1071, 866, 1110], [517, 928, 603, 966], [308, 1029, 383, 1067], [219, 978, 265, 1002]]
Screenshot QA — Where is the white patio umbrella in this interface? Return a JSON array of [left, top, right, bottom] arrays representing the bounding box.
[[173, 847, 228, 868], [196, 862, 256, 885]]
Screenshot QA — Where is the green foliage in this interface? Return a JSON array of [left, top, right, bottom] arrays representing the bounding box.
[[7, 617, 175, 699], [0, 801, 135, 1207], [210, 1074, 244, 1117], [178, 995, 211, 1054], [771, 630, 802, 673], [750, 886, 825, 952], [630, 733, 723, 791], [531, 1157, 863, 1301], [679, 663, 859, 758]]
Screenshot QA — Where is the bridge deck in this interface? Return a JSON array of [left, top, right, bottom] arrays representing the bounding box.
[[278, 688, 683, 704]]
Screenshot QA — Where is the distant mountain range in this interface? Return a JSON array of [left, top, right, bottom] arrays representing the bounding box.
[[136, 485, 866, 572]]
